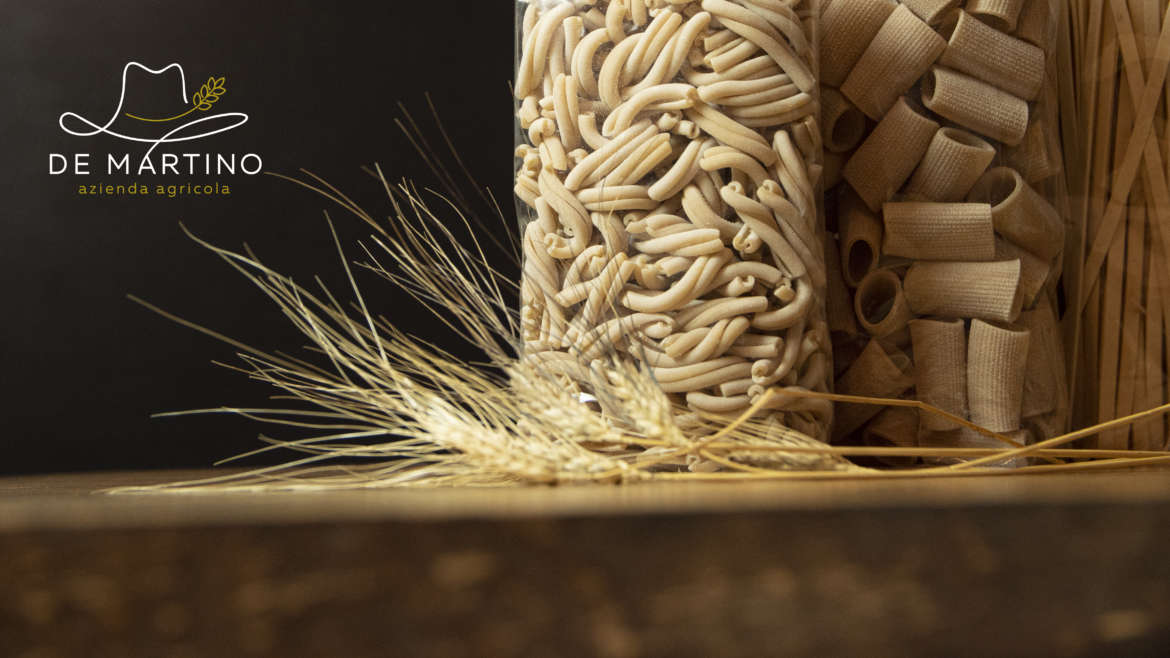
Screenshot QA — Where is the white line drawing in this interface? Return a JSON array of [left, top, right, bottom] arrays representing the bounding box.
[[59, 61, 249, 158]]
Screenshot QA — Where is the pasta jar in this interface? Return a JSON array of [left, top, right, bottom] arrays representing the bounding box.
[[513, 0, 833, 442], [818, 0, 1069, 462]]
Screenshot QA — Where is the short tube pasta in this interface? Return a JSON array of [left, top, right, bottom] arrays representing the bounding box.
[[994, 239, 1050, 308], [853, 268, 912, 338], [881, 202, 996, 261], [939, 11, 1045, 101], [843, 97, 939, 212], [819, 87, 867, 153], [837, 189, 883, 287], [909, 318, 968, 431], [966, 166, 1064, 260], [921, 66, 1029, 147], [967, 319, 1031, 433], [818, 0, 1067, 454], [834, 339, 915, 441], [903, 259, 1023, 322], [819, 0, 897, 88], [965, 0, 1025, 33], [841, 4, 947, 120], [900, 0, 960, 26], [904, 127, 997, 202]]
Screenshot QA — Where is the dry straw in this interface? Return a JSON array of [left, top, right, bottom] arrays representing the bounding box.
[[106, 165, 1170, 493]]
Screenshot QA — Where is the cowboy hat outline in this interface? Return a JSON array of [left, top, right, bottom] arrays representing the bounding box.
[[59, 62, 248, 157]]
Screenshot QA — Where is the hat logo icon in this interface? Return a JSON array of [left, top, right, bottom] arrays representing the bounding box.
[[59, 62, 249, 157]]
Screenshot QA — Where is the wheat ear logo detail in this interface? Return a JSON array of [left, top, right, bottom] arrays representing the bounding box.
[[193, 76, 226, 111], [125, 75, 226, 122]]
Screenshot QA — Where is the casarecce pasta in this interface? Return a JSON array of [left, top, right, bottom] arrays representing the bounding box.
[[515, 0, 829, 440]]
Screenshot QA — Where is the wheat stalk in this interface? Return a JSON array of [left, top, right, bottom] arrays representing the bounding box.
[[192, 76, 226, 111], [102, 158, 1170, 497]]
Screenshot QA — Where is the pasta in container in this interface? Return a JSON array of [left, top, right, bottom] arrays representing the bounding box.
[[819, 0, 1069, 461], [513, 0, 833, 441]]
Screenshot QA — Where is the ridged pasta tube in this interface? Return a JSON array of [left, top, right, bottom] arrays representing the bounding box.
[[881, 202, 996, 261], [966, 166, 1064, 260], [965, 0, 1025, 33], [904, 259, 1023, 322], [843, 97, 939, 212], [853, 268, 912, 338], [819, 87, 867, 153], [939, 11, 1045, 101], [841, 5, 947, 120], [994, 239, 1050, 309], [904, 128, 997, 202], [820, 0, 897, 88], [837, 189, 882, 287], [921, 66, 1029, 146], [967, 319, 1031, 433], [909, 318, 968, 431], [900, 0, 961, 26], [834, 339, 914, 441]]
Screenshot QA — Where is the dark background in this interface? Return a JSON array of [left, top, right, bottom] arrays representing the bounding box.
[[1, 1, 515, 474]]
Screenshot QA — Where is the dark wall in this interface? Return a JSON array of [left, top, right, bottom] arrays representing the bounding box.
[[0, 1, 515, 474]]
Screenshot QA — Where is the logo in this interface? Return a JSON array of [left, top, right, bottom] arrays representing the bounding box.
[[59, 62, 248, 157], [51, 61, 262, 197]]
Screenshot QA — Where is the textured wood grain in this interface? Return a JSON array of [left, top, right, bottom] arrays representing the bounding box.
[[2, 470, 1170, 657]]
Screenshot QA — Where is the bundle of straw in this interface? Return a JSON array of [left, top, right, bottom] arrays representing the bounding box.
[[111, 157, 1170, 494], [1059, 1, 1170, 452]]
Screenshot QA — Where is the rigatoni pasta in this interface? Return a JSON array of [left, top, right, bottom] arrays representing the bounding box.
[[967, 319, 1030, 433], [909, 318, 968, 431], [842, 97, 939, 212], [818, 0, 1068, 461], [840, 4, 947, 119], [938, 10, 1044, 101], [881, 201, 996, 261], [921, 66, 1029, 146], [904, 127, 996, 202], [819, 0, 897, 87], [516, 0, 831, 441], [904, 259, 1023, 322]]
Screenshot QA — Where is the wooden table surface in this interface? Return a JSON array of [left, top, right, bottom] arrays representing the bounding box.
[[3, 469, 1170, 657]]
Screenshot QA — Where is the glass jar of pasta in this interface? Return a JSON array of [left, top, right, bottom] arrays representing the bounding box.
[[513, 0, 832, 442], [818, 0, 1069, 463]]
